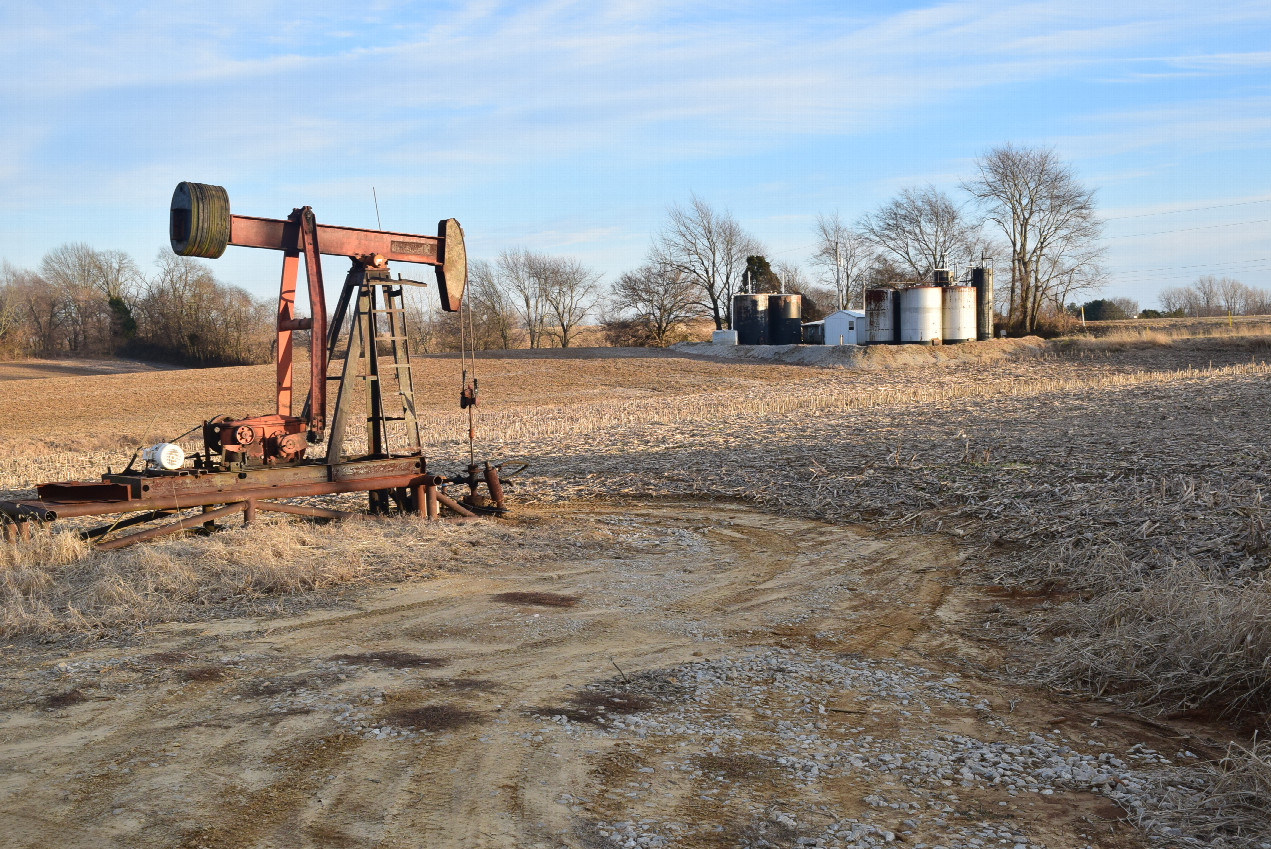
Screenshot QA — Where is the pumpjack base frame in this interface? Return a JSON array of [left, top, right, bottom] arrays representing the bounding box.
[[0, 455, 467, 550]]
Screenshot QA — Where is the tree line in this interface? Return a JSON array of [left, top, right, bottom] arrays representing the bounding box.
[[6, 144, 1266, 362], [0, 244, 272, 364], [1157, 276, 1271, 318], [408, 143, 1107, 348]]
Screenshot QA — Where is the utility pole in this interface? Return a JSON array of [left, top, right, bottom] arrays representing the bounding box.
[[835, 245, 846, 310]]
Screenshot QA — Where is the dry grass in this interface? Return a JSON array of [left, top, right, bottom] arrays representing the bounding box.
[[1036, 549, 1271, 715], [3, 347, 1269, 725], [0, 514, 504, 638], [486, 357, 1271, 724], [1064, 316, 1271, 350], [1136, 737, 1271, 848], [3, 343, 1270, 845], [1081, 315, 1271, 337]]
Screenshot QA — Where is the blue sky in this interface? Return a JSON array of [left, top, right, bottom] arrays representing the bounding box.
[[2, 1, 1269, 310]]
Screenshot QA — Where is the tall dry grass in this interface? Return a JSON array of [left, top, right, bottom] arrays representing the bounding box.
[[1137, 737, 1271, 848], [1063, 318, 1271, 351], [0, 513, 494, 637], [1037, 545, 1271, 716]]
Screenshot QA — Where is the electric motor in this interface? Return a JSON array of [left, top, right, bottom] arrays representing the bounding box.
[[143, 443, 186, 471]]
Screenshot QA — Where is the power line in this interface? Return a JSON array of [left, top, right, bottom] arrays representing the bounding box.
[[1103, 197, 1271, 221], [1106, 257, 1271, 278], [1107, 264, 1271, 285], [1106, 218, 1271, 239]]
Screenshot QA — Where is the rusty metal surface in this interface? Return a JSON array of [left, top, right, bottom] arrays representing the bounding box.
[[229, 215, 445, 267], [35, 481, 133, 504], [14, 457, 424, 519], [484, 462, 505, 511], [298, 207, 329, 429], [170, 184, 465, 473], [7, 454, 510, 547], [95, 502, 248, 551], [436, 218, 466, 311], [207, 413, 311, 465], [435, 491, 476, 518], [254, 502, 358, 521]]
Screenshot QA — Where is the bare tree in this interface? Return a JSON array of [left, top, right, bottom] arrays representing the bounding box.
[[37, 243, 143, 353], [1215, 276, 1248, 317], [0, 262, 29, 357], [858, 186, 978, 284], [468, 259, 520, 350], [499, 248, 549, 348], [653, 194, 759, 330], [610, 263, 701, 346], [1159, 286, 1188, 315], [964, 145, 1103, 334], [1110, 297, 1139, 318], [1244, 284, 1271, 315], [539, 256, 601, 348], [860, 254, 909, 289], [6, 266, 68, 355], [810, 213, 873, 310], [1159, 276, 1271, 317], [770, 261, 833, 321], [772, 261, 805, 293], [133, 251, 271, 365]]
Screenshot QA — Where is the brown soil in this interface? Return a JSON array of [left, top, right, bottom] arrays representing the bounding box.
[[0, 358, 176, 381], [0, 501, 1196, 848]]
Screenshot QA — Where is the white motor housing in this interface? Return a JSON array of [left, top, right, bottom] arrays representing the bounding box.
[[143, 442, 186, 471]]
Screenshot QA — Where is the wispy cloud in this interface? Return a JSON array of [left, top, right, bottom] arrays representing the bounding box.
[[1, 1, 1270, 297]]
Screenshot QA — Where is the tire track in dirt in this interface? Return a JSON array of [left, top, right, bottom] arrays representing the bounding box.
[[0, 501, 1169, 848]]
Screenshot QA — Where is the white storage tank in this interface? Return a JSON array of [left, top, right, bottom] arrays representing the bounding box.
[[864, 289, 899, 344], [941, 286, 977, 343], [899, 286, 942, 344]]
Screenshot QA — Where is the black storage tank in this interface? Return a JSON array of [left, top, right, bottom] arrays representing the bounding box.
[[971, 267, 994, 341], [767, 294, 802, 345], [732, 293, 769, 345]]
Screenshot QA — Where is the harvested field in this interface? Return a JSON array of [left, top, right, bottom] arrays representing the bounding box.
[[0, 357, 178, 382], [1, 338, 1269, 848]]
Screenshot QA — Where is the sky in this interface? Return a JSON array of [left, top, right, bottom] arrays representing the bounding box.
[[2, 1, 1270, 311]]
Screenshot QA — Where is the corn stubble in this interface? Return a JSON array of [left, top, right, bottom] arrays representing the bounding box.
[[2, 337, 1270, 844]]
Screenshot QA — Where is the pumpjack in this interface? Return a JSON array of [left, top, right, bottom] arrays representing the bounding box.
[[0, 183, 508, 548]]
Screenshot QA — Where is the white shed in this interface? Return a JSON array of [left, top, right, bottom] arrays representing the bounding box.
[[822, 309, 866, 345]]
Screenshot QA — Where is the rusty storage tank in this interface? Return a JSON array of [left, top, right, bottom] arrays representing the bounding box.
[[864, 288, 900, 344], [941, 285, 977, 343], [971, 266, 994, 341], [899, 285, 942, 344], [732, 293, 769, 345], [768, 293, 802, 345]]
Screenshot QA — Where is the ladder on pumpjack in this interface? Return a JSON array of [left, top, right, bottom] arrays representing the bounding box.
[[306, 263, 422, 513]]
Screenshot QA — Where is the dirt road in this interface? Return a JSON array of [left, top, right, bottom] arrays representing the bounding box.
[[0, 502, 1201, 848]]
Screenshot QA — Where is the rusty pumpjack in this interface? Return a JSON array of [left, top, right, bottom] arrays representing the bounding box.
[[0, 182, 507, 549]]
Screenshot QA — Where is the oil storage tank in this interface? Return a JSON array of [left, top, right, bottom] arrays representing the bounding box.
[[864, 288, 900, 344], [941, 285, 976, 343], [899, 286, 942, 344], [732, 293, 769, 345], [768, 293, 802, 345], [971, 266, 994, 341]]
